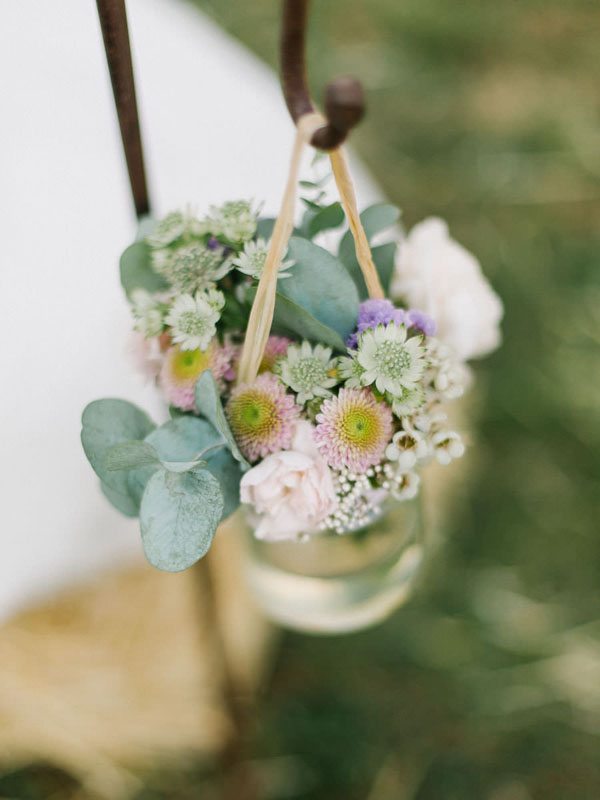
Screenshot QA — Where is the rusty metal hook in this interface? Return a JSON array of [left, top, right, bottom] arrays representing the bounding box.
[[280, 0, 365, 150]]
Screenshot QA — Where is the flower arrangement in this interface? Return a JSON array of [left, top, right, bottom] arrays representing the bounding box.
[[82, 174, 502, 572]]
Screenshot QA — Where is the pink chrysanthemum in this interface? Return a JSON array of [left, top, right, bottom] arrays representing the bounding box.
[[314, 388, 393, 473], [260, 335, 291, 373], [225, 373, 299, 462], [160, 340, 225, 411]]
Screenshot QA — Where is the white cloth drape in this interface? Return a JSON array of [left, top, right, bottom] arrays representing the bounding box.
[[0, 0, 381, 621]]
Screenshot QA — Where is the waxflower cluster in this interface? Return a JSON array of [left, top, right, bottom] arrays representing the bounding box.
[[124, 198, 493, 544]]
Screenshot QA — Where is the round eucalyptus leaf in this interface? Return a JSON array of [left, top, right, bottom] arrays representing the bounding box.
[[81, 398, 156, 496], [140, 468, 224, 572]]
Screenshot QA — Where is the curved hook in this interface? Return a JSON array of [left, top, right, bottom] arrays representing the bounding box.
[[280, 0, 365, 150]]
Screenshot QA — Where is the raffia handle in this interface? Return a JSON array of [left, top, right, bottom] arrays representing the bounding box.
[[236, 114, 383, 386], [329, 148, 384, 300]]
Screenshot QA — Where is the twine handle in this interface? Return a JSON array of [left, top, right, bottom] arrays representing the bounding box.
[[236, 113, 325, 385], [330, 148, 385, 299], [237, 2, 385, 383]]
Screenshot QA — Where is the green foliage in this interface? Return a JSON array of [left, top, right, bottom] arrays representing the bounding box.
[[203, 447, 243, 520], [194, 370, 247, 465], [119, 241, 169, 297], [255, 217, 276, 240], [258, 290, 347, 351], [338, 204, 401, 298], [145, 415, 221, 462], [105, 440, 160, 472], [100, 481, 139, 518], [300, 201, 345, 239], [278, 237, 359, 341], [139, 467, 223, 571], [81, 399, 156, 514]]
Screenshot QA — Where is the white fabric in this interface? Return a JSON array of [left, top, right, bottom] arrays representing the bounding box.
[[0, 0, 381, 620]]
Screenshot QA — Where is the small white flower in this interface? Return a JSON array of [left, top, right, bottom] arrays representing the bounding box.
[[165, 291, 221, 351], [426, 339, 472, 400], [431, 430, 465, 465], [356, 323, 426, 396], [206, 200, 261, 243], [337, 354, 365, 389], [232, 238, 294, 281], [385, 429, 430, 471], [391, 470, 421, 501], [279, 341, 339, 404], [130, 289, 165, 338]]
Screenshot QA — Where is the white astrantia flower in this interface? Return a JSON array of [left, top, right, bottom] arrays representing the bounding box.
[[337, 354, 365, 389], [165, 291, 221, 351], [152, 242, 233, 293], [206, 200, 261, 243], [232, 238, 294, 281], [356, 322, 426, 396], [130, 289, 165, 338], [279, 341, 339, 404], [146, 210, 206, 249], [206, 288, 225, 313], [389, 383, 426, 418]]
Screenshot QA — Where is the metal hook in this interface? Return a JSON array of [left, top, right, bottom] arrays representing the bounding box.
[[280, 0, 365, 150]]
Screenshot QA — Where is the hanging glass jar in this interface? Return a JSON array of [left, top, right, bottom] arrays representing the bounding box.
[[242, 496, 425, 634]]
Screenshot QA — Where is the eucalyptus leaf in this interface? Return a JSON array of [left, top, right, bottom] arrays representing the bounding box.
[[119, 241, 169, 297], [278, 237, 359, 340], [307, 202, 345, 238], [267, 292, 347, 352], [255, 217, 276, 240], [81, 399, 156, 497], [100, 481, 139, 518], [338, 203, 401, 298], [372, 242, 397, 295], [140, 467, 223, 571], [204, 448, 243, 520], [161, 459, 208, 473], [105, 440, 160, 472], [135, 215, 156, 242], [194, 370, 248, 465], [145, 416, 223, 463], [127, 464, 159, 507]]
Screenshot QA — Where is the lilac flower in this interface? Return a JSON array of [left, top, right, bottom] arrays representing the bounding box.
[[346, 299, 438, 348], [406, 309, 437, 336], [346, 299, 408, 348]]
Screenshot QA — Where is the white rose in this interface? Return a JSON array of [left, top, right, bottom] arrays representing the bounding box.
[[391, 217, 503, 361], [240, 421, 337, 542]]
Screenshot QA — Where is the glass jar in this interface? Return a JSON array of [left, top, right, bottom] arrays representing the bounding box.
[[242, 497, 425, 635]]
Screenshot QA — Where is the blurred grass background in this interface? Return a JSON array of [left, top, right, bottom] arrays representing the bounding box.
[[3, 1, 599, 797]]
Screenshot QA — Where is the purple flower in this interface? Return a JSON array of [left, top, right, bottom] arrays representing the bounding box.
[[346, 299, 408, 348], [407, 309, 437, 336], [345, 299, 437, 349], [357, 299, 397, 330]]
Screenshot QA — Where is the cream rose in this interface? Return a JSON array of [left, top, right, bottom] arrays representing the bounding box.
[[391, 217, 503, 361], [240, 421, 337, 541]]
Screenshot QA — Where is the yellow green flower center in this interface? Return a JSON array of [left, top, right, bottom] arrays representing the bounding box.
[[341, 408, 376, 446], [171, 347, 210, 380], [233, 393, 275, 433]]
